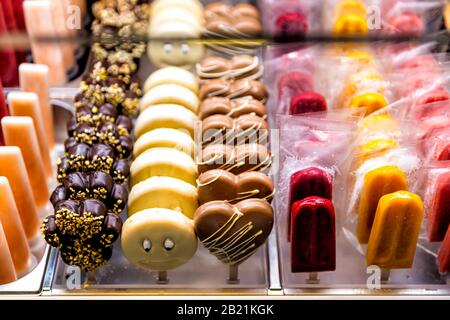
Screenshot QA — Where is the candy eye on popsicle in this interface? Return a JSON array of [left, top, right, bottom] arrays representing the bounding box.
[[288, 167, 333, 241], [357, 166, 408, 244], [366, 191, 423, 280], [290, 196, 336, 281]]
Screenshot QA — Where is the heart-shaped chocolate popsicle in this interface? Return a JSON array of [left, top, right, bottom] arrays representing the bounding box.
[[194, 199, 273, 265]]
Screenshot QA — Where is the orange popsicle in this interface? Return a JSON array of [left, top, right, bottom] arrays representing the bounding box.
[[0, 147, 40, 241], [50, 0, 75, 71], [8, 92, 52, 178], [357, 166, 408, 244], [0, 221, 17, 285], [19, 63, 55, 149], [23, 0, 66, 85], [0, 177, 32, 276], [367, 191, 423, 269], [2, 116, 49, 207]]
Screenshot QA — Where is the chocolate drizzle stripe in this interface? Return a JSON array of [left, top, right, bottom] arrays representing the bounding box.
[[202, 210, 263, 264]]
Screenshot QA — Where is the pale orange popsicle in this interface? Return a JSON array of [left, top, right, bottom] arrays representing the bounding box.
[[19, 63, 55, 149], [8, 92, 52, 178], [0, 221, 17, 285], [50, 0, 75, 70], [0, 177, 32, 276], [23, 0, 66, 85], [2, 116, 49, 207], [0, 147, 41, 241]]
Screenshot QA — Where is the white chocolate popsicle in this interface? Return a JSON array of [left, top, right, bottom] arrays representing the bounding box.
[[19, 63, 55, 149], [8, 92, 52, 178], [2, 116, 50, 207]]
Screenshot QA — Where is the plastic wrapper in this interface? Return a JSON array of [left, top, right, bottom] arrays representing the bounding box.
[[259, 0, 322, 38], [419, 161, 450, 243], [344, 143, 422, 249], [276, 113, 358, 235], [381, 0, 443, 35]]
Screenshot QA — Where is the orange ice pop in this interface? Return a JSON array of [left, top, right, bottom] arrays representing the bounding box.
[[2, 116, 49, 207], [367, 191, 423, 269], [50, 0, 75, 71], [0, 147, 41, 241], [0, 177, 32, 276], [357, 166, 408, 244], [0, 221, 17, 285], [8, 92, 52, 178], [23, 0, 66, 85], [19, 63, 55, 149]]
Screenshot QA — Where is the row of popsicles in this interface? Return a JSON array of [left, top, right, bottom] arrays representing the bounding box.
[[39, 0, 149, 272], [121, 66, 202, 274], [259, 0, 440, 38], [0, 0, 87, 86], [0, 63, 55, 285], [269, 42, 450, 278]]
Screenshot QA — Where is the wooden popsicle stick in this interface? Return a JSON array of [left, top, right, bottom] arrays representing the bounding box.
[[227, 264, 240, 284], [381, 268, 391, 283], [157, 271, 169, 284], [307, 272, 320, 284]]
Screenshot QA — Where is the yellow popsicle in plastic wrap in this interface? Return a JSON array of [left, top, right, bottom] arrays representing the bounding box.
[[357, 166, 408, 244], [333, 13, 368, 35], [358, 113, 399, 136], [346, 51, 374, 66], [366, 191, 423, 269], [350, 92, 388, 116], [335, 0, 367, 17], [356, 139, 398, 167]]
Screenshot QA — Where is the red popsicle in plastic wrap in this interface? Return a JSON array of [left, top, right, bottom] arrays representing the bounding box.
[[0, 2, 18, 86], [275, 12, 308, 39], [436, 143, 450, 161], [278, 71, 314, 100], [288, 167, 333, 240], [387, 13, 424, 35], [427, 171, 450, 242], [289, 91, 327, 115], [437, 225, 450, 273], [291, 196, 336, 273], [0, 80, 7, 146]]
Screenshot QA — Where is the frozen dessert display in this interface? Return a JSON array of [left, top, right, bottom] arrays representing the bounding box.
[[2, 0, 450, 295], [121, 65, 200, 280], [39, 0, 149, 272]]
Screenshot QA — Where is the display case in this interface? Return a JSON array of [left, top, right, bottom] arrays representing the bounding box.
[[0, 0, 449, 299]]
